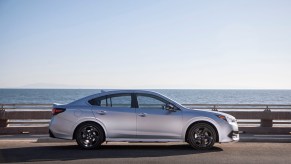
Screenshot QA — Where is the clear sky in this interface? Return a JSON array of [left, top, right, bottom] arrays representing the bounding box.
[[0, 0, 291, 89]]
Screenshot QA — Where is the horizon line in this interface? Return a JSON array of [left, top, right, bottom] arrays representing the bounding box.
[[0, 88, 291, 90]]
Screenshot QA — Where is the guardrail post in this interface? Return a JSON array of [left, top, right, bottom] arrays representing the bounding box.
[[0, 109, 8, 127], [261, 105, 273, 127], [264, 105, 271, 112], [212, 105, 218, 111]]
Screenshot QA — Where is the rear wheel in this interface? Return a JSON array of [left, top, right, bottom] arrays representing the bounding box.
[[187, 123, 216, 150], [75, 123, 104, 149]]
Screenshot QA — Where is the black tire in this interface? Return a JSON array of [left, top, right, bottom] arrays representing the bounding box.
[[75, 123, 105, 149], [187, 123, 216, 150]]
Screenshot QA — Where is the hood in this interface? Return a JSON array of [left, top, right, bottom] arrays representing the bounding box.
[[186, 108, 236, 120]]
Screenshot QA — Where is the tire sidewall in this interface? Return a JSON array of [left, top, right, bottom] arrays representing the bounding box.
[[75, 123, 105, 149], [187, 123, 216, 150]]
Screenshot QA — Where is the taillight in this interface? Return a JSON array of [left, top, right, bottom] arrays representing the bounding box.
[[52, 108, 66, 115]]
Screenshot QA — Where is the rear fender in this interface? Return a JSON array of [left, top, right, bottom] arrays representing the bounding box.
[[72, 117, 108, 139]]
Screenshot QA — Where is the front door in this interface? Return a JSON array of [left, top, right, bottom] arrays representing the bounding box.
[[136, 94, 183, 140]]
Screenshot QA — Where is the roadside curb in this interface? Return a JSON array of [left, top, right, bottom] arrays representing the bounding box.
[[36, 137, 74, 143], [239, 134, 291, 143], [239, 139, 291, 143], [33, 135, 291, 143]]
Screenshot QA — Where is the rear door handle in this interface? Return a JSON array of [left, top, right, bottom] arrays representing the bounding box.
[[138, 113, 147, 117], [97, 110, 106, 115]]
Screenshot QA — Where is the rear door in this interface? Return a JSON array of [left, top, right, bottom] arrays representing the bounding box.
[[90, 93, 136, 139]]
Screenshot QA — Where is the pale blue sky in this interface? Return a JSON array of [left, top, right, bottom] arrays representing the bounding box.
[[0, 0, 291, 89]]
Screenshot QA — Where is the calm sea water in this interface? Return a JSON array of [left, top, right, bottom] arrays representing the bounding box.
[[0, 89, 291, 104]]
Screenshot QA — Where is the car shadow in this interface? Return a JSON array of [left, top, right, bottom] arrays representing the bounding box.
[[0, 143, 223, 163]]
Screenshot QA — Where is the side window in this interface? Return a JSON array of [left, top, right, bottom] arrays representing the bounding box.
[[111, 95, 131, 108], [89, 94, 132, 108], [100, 98, 107, 107], [137, 95, 167, 109]]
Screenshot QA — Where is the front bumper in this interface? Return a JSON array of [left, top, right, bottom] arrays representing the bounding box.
[[219, 120, 240, 142], [228, 130, 240, 142]]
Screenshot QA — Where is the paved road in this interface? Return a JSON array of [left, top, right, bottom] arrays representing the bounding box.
[[2, 133, 291, 142], [0, 141, 290, 164]]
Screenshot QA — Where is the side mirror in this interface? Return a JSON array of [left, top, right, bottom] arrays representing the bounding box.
[[164, 103, 177, 112]]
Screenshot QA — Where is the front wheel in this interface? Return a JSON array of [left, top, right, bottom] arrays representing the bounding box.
[[187, 123, 216, 150], [75, 123, 105, 149]]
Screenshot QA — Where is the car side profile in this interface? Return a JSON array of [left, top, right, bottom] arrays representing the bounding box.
[[49, 90, 239, 150]]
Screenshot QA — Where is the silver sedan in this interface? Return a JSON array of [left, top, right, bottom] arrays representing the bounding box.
[[49, 90, 239, 150]]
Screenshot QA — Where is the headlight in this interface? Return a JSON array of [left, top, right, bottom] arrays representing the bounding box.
[[216, 115, 236, 123], [227, 116, 236, 123]]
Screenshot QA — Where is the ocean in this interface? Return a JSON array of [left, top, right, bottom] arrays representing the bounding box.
[[0, 89, 291, 105]]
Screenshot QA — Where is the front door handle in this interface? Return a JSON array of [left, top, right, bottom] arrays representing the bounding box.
[[138, 113, 147, 117], [97, 110, 106, 115]]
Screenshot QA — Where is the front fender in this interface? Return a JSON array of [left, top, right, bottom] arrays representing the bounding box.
[[182, 116, 221, 142]]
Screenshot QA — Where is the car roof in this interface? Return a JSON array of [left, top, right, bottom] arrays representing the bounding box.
[[90, 89, 163, 99], [69, 90, 167, 105]]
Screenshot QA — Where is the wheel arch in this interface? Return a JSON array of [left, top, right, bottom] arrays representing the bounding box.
[[73, 121, 106, 141], [184, 121, 219, 143]]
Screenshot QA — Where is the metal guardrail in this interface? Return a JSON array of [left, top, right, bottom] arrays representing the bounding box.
[[1, 104, 291, 134], [183, 104, 291, 111], [184, 104, 291, 134], [0, 104, 52, 134], [0, 104, 52, 111]]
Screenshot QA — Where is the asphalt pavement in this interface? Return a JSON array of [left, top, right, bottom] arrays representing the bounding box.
[[0, 134, 291, 163], [1, 140, 291, 164]]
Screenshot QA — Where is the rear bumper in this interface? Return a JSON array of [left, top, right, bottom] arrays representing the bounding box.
[[49, 128, 73, 140], [49, 129, 56, 138], [49, 116, 74, 140]]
